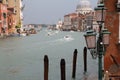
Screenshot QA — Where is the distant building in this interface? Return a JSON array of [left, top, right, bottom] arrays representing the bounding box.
[[62, 0, 98, 31], [63, 13, 79, 31], [76, 0, 93, 14], [56, 19, 63, 30]]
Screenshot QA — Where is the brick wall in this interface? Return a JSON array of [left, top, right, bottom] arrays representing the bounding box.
[[104, 0, 120, 75]]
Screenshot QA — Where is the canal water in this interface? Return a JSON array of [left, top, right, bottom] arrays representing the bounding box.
[[0, 28, 98, 80]]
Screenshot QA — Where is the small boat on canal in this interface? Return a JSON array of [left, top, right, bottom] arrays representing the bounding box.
[[64, 35, 73, 41]]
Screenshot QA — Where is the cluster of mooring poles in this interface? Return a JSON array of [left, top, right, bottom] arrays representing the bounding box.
[[44, 47, 88, 80]]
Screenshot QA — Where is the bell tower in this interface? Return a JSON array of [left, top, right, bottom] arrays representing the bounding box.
[[104, 0, 120, 77]]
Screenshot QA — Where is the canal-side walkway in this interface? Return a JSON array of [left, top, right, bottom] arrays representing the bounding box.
[[82, 71, 120, 80]]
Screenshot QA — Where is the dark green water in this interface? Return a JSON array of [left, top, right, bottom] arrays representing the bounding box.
[[0, 28, 98, 80]]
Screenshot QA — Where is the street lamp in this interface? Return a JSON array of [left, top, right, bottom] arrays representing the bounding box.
[[84, 30, 97, 59], [102, 29, 111, 46], [84, 30, 96, 49], [84, 2, 111, 80]]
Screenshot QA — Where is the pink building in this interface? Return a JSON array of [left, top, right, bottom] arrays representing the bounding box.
[[7, 7, 16, 34], [0, 3, 8, 35]]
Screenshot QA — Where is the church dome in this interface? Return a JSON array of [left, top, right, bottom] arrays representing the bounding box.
[[76, 0, 93, 14]]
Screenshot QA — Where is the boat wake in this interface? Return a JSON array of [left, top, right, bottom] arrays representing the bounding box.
[[63, 35, 73, 41], [47, 36, 74, 44]]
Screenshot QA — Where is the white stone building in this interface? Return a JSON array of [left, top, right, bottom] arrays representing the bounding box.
[[76, 0, 93, 14], [56, 19, 63, 30]]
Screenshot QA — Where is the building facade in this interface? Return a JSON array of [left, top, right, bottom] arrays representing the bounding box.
[[56, 19, 63, 30], [0, 3, 8, 35], [7, 7, 16, 34], [2, 0, 24, 29], [62, 0, 96, 31], [63, 13, 78, 31], [104, 0, 120, 77], [76, 0, 93, 14]]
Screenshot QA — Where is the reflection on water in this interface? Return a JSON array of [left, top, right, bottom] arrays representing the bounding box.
[[0, 28, 98, 80]]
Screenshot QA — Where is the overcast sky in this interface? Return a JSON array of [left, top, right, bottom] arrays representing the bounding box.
[[23, 0, 97, 24]]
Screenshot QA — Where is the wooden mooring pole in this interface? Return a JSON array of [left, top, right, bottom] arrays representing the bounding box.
[[44, 55, 49, 80], [83, 47, 87, 73], [60, 59, 66, 80], [72, 49, 78, 79]]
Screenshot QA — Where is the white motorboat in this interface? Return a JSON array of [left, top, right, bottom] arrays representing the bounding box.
[[19, 33, 26, 37], [64, 35, 72, 41]]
